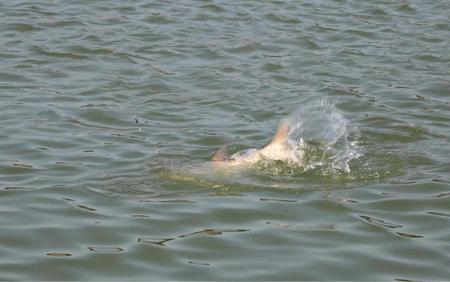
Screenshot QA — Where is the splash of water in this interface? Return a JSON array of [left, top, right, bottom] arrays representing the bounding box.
[[261, 99, 360, 175], [154, 99, 370, 191], [287, 99, 348, 145]]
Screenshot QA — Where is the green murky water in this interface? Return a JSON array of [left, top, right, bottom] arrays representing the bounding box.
[[1, 0, 449, 280]]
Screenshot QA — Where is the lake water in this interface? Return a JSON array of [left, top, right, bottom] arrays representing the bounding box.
[[1, 0, 449, 280]]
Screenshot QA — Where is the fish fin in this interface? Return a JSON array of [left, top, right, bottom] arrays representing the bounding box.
[[212, 144, 230, 161], [270, 121, 289, 145]]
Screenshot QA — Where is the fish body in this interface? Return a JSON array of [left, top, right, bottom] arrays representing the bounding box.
[[212, 121, 302, 168], [210, 99, 351, 172]]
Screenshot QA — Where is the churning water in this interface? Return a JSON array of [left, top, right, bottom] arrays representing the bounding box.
[[284, 98, 358, 173], [1, 0, 450, 280], [158, 98, 389, 191]]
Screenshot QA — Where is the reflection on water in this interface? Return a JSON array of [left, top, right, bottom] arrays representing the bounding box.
[[138, 228, 249, 247], [87, 246, 124, 253], [1, 0, 450, 280], [359, 215, 403, 229], [265, 221, 335, 231], [46, 253, 72, 257]]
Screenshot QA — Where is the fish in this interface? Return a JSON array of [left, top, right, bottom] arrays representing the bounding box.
[[211, 121, 303, 169], [210, 98, 353, 172], [156, 99, 359, 185]]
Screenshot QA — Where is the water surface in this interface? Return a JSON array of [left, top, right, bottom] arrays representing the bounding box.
[[1, 0, 449, 280]]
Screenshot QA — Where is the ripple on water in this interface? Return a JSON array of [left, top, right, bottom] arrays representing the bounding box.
[[137, 228, 249, 247], [87, 246, 124, 253], [1, 0, 450, 280], [46, 252, 72, 257]]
